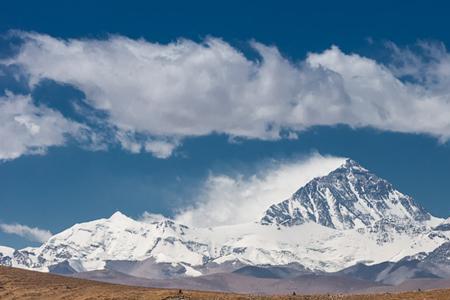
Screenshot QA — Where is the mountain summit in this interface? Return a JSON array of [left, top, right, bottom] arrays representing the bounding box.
[[261, 159, 431, 229]]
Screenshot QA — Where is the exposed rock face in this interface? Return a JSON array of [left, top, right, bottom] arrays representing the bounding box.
[[261, 159, 430, 229]]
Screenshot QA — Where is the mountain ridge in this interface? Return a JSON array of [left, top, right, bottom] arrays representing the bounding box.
[[1, 158, 449, 283]]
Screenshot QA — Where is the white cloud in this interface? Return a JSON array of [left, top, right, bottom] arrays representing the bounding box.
[[385, 40, 450, 88], [174, 154, 345, 227], [144, 140, 179, 159], [306, 45, 450, 140], [0, 91, 87, 160], [0, 223, 52, 243], [139, 212, 167, 223], [2, 32, 450, 158]]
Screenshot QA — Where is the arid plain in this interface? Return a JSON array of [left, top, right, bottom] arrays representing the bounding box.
[[1, 266, 450, 300]]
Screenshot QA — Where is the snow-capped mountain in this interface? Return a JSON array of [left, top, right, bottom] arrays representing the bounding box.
[[261, 159, 431, 229], [10, 212, 211, 273], [1, 159, 449, 279]]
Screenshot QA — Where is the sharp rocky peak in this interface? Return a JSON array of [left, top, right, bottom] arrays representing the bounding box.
[[261, 158, 431, 230], [339, 158, 368, 171]]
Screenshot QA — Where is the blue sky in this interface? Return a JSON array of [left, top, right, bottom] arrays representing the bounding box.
[[1, 0, 450, 248]]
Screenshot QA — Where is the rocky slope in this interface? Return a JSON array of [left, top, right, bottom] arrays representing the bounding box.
[[261, 159, 432, 229]]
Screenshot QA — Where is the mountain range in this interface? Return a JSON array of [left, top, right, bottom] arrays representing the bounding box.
[[2, 158, 450, 294]]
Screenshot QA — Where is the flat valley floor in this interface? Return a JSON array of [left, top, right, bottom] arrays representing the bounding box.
[[1, 266, 450, 300]]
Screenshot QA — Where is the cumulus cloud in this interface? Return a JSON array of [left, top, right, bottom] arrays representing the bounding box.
[[2, 32, 450, 158], [144, 140, 179, 159], [0, 223, 52, 243], [306, 46, 450, 140], [0, 91, 87, 160], [174, 154, 345, 227]]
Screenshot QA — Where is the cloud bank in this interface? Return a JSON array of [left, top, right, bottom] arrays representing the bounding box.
[[1, 32, 450, 159], [174, 154, 345, 227], [0, 92, 86, 160], [0, 222, 52, 243]]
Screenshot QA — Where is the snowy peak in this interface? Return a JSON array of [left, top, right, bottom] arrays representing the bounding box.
[[340, 158, 368, 172], [261, 159, 431, 229], [11, 211, 206, 272], [108, 211, 132, 222]]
